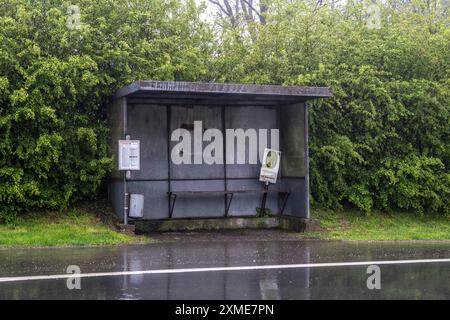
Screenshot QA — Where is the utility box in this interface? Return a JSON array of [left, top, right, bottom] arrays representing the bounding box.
[[129, 194, 144, 218]]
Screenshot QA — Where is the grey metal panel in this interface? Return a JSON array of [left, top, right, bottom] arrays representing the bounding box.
[[170, 105, 224, 180], [108, 180, 124, 219], [280, 103, 306, 177], [127, 104, 168, 180], [225, 106, 278, 178], [127, 181, 169, 219], [304, 102, 310, 218], [107, 98, 125, 179], [226, 179, 278, 216], [279, 178, 307, 217], [171, 180, 225, 218]]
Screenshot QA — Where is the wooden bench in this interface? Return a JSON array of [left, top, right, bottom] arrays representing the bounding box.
[[167, 189, 290, 218]]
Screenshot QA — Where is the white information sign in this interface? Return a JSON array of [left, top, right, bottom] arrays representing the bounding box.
[[259, 148, 281, 184], [118, 140, 140, 170]]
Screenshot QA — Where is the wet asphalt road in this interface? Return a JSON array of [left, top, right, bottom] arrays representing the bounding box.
[[0, 230, 449, 300]]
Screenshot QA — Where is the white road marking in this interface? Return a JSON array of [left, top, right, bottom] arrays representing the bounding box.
[[0, 258, 449, 283]]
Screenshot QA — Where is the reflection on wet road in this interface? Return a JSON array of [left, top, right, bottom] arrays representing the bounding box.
[[0, 230, 449, 299]]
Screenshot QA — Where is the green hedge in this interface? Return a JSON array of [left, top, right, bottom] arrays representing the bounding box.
[[212, 1, 449, 215], [0, 0, 448, 221], [0, 0, 212, 221]]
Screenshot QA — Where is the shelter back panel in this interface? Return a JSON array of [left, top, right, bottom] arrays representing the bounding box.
[[127, 104, 168, 180]]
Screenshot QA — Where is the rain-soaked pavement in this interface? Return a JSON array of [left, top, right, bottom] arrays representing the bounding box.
[[0, 230, 449, 299]]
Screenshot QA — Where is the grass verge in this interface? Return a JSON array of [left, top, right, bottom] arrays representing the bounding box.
[[0, 204, 152, 247], [301, 208, 450, 241]]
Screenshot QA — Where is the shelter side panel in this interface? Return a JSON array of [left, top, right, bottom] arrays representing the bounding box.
[[107, 98, 125, 179], [279, 178, 307, 217], [280, 103, 306, 178], [108, 180, 124, 219]]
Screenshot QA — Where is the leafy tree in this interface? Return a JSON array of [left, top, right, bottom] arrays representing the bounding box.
[[0, 0, 213, 222]]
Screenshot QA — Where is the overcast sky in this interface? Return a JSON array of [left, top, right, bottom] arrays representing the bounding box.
[[195, 0, 217, 22]]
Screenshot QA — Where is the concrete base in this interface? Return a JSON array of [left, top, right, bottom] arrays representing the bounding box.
[[117, 224, 136, 235], [278, 215, 322, 232], [133, 216, 321, 233]]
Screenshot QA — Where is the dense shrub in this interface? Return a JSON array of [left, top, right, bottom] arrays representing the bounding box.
[[1, 0, 448, 220], [213, 0, 449, 215]]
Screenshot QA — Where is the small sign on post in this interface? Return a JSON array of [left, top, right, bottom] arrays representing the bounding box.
[[118, 140, 140, 171], [259, 148, 281, 184]]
